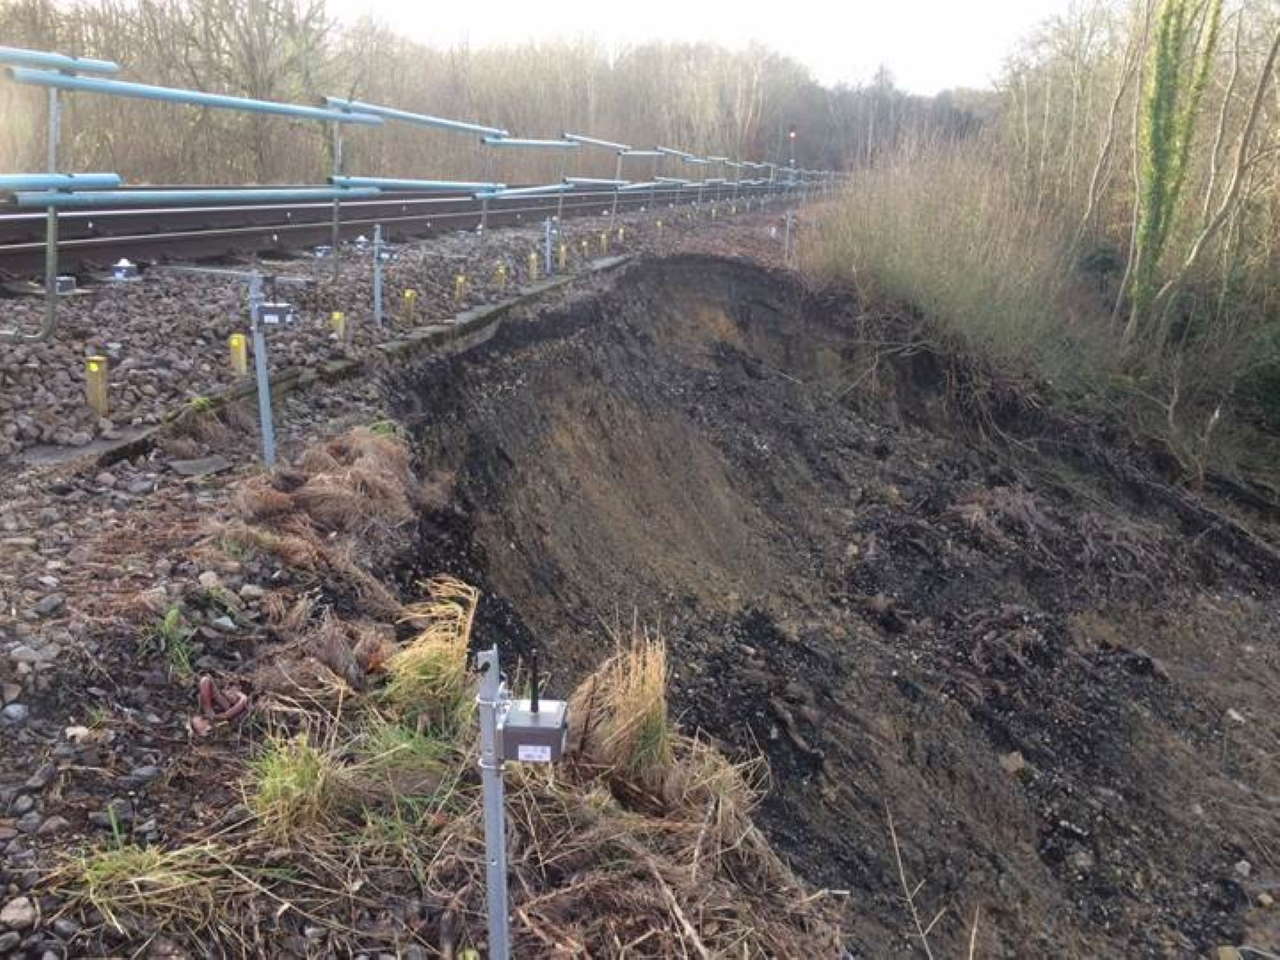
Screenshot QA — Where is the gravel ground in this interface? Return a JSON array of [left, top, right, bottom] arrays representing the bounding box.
[[0, 195, 797, 459]]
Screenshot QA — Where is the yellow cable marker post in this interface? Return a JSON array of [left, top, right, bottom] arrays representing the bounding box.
[[656, 218, 663, 237], [617, 226, 625, 243], [454, 273, 467, 303], [558, 243, 567, 271], [495, 263, 507, 289], [330, 310, 347, 341], [599, 231, 608, 254], [402, 289, 417, 319], [229, 333, 248, 376], [85, 355, 108, 418], [527, 251, 538, 281], [580, 238, 589, 259]]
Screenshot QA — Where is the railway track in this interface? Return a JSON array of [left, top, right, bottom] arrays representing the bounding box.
[[0, 182, 786, 277]]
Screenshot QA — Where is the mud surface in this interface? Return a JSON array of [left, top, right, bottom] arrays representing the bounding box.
[[388, 254, 1280, 957]]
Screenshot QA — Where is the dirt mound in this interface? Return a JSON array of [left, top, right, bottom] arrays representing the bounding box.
[[387, 254, 1280, 957]]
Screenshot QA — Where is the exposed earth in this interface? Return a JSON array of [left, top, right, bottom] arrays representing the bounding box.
[[1, 233, 1278, 957]]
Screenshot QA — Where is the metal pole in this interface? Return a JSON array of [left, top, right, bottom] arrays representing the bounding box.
[[481, 148, 494, 240], [42, 86, 59, 341], [476, 646, 511, 960], [544, 217, 554, 276], [610, 152, 623, 220], [556, 152, 568, 225], [330, 121, 342, 282], [783, 210, 793, 264], [248, 272, 277, 467], [373, 223, 384, 328]]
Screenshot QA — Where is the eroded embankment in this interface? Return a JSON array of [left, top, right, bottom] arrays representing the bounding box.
[[388, 254, 1280, 957]]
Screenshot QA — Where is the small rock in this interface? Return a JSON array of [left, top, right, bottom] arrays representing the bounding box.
[[1227, 708, 1246, 724], [32, 594, 65, 617], [89, 798, 134, 828], [197, 571, 221, 590], [11, 794, 35, 816], [1235, 859, 1252, 878], [120, 765, 161, 789], [147, 934, 188, 958], [2, 684, 21, 705], [1259, 892, 1274, 908], [64, 725, 100, 745], [133, 817, 158, 836], [51, 917, 79, 937], [999, 751, 1026, 775], [169, 455, 231, 478], [210, 615, 236, 632], [1, 703, 30, 725], [15, 812, 41, 834], [127, 479, 154, 495], [23, 764, 55, 793], [36, 816, 69, 836], [8, 646, 47, 665], [0, 896, 36, 929], [238, 584, 265, 601], [1216, 948, 1242, 960], [94, 471, 117, 488], [0, 931, 18, 951]]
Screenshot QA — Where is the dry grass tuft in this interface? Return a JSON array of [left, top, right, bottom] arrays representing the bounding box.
[[247, 731, 350, 841], [233, 484, 295, 521], [298, 445, 342, 474], [571, 629, 673, 788], [59, 841, 250, 937], [384, 576, 478, 735]]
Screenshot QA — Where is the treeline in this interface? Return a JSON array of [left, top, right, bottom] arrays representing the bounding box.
[[0, 0, 984, 184], [808, 0, 1280, 481]]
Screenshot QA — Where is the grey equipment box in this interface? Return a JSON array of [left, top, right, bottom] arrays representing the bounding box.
[[259, 302, 295, 325], [500, 699, 568, 764]]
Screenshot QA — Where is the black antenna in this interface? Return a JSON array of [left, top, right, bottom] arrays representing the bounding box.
[[529, 651, 540, 713]]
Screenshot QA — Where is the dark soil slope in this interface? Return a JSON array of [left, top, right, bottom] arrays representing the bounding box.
[[388, 254, 1280, 958]]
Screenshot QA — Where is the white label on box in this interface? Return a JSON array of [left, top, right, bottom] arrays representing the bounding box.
[[517, 744, 552, 763]]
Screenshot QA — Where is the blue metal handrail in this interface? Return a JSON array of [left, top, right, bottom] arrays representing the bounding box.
[[481, 137, 579, 150], [0, 173, 121, 192], [0, 45, 118, 74], [323, 97, 507, 137], [9, 187, 380, 209], [474, 183, 573, 198], [563, 133, 630, 152], [7, 68, 382, 125], [330, 176, 505, 192]]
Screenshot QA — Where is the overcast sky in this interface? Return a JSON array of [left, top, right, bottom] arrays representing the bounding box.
[[333, 0, 1078, 95]]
